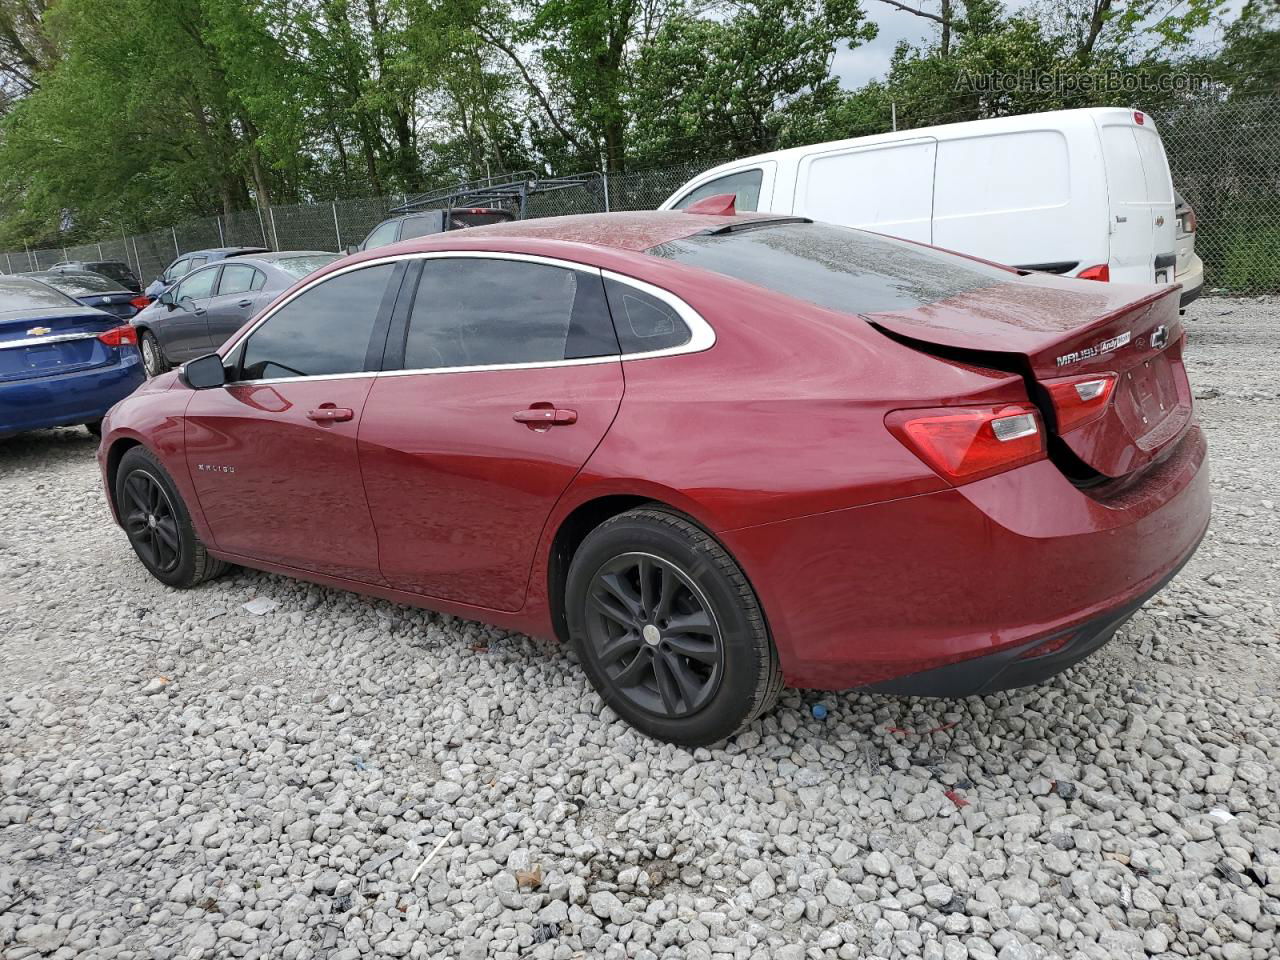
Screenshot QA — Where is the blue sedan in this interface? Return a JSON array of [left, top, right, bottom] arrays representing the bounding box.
[[0, 275, 146, 438]]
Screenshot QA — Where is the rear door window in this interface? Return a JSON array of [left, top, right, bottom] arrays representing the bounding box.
[[398, 212, 444, 239], [238, 264, 395, 380], [673, 169, 764, 212], [399, 258, 617, 369], [217, 264, 262, 296], [165, 259, 190, 281]]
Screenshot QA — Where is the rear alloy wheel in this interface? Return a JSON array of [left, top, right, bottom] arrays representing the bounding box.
[[567, 507, 782, 746], [140, 331, 169, 377], [115, 446, 229, 588]]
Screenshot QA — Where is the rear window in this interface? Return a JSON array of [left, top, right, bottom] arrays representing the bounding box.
[[447, 210, 514, 229], [0, 277, 80, 310], [646, 221, 1010, 315], [41, 273, 126, 295], [277, 255, 340, 279], [89, 262, 134, 280]]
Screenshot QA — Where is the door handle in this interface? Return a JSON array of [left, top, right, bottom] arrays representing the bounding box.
[[193, 307, 206, 316], [513, 407, 577, 427], [307, 406, 354, 423], [237, 299, 252, 308]]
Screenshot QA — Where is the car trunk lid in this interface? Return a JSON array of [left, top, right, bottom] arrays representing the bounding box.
[[80, 292, 140, 319], [866, 274, 1191, 479], [0, 306, 122, 383]]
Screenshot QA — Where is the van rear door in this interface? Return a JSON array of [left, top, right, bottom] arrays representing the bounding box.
[[1098, 112, 1177, 285]]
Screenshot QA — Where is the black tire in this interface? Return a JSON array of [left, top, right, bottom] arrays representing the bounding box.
[[139, 330, 169, 377], [84, 420, 102, 437], [566, 507, 783, 747], [115, 446, 229, 588]]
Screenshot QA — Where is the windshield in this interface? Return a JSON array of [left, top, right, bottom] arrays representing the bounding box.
[[646, 221, 1011, 315], [277, 254, 340, 279], [40, 272, 126, 295]]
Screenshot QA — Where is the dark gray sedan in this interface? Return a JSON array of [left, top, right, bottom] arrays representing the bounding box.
[[131, 251, 338, 377]]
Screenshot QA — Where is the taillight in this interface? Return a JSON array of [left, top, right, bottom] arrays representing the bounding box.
[[1181, 208, 1197, 234], [1133, 111, 1145, 125], [130, 296, 152, 309], [1077, 264, 1110, 282], [98, 325, 138, 347], [1042, 373, 1118, 433], [887, 404, 1045, 485]]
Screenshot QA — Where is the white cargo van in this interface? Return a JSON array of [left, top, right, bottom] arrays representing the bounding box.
[[660, 108, 1185, 297]]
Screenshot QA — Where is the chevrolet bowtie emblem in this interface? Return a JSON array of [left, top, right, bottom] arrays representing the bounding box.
[[27, 326, 51, 336]]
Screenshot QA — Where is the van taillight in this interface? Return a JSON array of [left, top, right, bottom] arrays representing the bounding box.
[[886, 404, 1045, 485], [1042, 373, 1118, 433], [1077, 264, 1110, 282], [98, 326, 138, 347], [1133, 111, 1145, 125]]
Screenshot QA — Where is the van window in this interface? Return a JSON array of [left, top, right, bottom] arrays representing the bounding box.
[[673, 169, 763, 212], [794, 140, 935, 243], [647, 221, 1009, 315], [934, 131, 1070, 218]]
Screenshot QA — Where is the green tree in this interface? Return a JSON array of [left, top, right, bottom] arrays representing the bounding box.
[[630, 0, 876, 162]]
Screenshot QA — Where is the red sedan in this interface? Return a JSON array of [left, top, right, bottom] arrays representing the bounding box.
[[97, 206, 1209, 746]]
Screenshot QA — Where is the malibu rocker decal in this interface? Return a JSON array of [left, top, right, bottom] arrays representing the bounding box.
[[197, 464, 236, 474], [1056, 331, 1132, 367]]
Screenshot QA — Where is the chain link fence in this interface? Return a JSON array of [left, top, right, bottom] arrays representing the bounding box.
[[1, 100, 1276, 294]]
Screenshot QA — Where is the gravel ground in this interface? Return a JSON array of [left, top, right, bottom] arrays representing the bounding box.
[[1, 296, 1278, 960]]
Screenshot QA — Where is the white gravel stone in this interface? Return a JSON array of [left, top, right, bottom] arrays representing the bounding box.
[[0, 297, 1277, 959]]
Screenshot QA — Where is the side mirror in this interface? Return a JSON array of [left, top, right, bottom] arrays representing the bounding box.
[[159, 290, 175, 308], [345, 244, 360, 256], [181, 353, 227, 390]]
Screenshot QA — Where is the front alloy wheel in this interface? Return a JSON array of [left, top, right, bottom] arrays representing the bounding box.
[[121, 469, 182, 574], [115, 446, 229, 588]]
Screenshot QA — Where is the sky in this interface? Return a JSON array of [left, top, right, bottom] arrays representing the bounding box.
[[830, 0, 1249, 89]]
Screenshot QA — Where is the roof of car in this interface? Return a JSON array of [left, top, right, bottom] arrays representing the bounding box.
[[180, 246, 271, 258], [243, 250, 335, 263], [426, 210, 771, 252]]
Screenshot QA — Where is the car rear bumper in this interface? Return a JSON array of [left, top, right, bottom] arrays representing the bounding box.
[[866, 524, 1202, 696], [1177, 252, 1204, 307], [0, 351, 145, 437], [721, 423, 1210, 691]]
